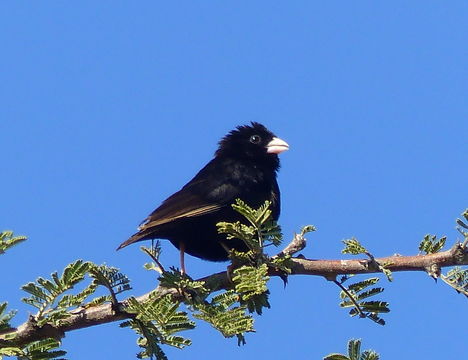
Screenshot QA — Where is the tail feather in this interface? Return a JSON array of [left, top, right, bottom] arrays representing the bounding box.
[[117, 231, 150, 250]]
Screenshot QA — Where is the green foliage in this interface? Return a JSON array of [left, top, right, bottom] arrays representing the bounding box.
[[337, 277, 389, 325], [57, 282, 98, 309], [1, 230, 132, 356], [445, 210, 468, 297], [21, 260, 93, 324], [0, 230, 27, 255], [0, 302, 16, 332], [232, 264, 270, 314], [0, 338, 66, 360], [121, 200, 279, 355], [193, 290, 254, 345], [89, 264, 132, 304], [198, 199, 281, 340], [215, 200, 283, 314], [456, 209, 468, 237], [324, 339, 379, 360], [270, 254, 293, 275], [121, 320, 168, 360], [217, 199, 282, 252], [342, 238, 367, 255], [300, 224, 316, 235], [378, 263, 393, 282], [158, 268, 209, 304], [141, 242, 164, 274], [441, 267, 468, 297], [20, 338, 66, 360], [122, 294, 194, 359], [20, 261, 131, 328], [419, 234, 447, 254], [10, 204, 464, 360], [342, 238, 393, 282], [158, 268, 207, 295], [84, 295, 112, 307]]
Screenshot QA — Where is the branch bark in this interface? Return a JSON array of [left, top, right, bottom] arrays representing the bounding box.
[[1, 241, 466, 348]]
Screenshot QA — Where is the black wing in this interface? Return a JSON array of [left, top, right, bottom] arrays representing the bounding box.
[[118, 160, 241, 249]]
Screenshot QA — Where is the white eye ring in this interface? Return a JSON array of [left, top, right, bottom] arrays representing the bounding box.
[[250, 135, 261, 144]]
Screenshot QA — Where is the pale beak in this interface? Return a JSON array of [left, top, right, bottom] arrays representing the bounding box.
[[266, 137, 289, 154]]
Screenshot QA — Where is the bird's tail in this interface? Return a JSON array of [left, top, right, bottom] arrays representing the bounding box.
[[116, 232, 149, 250]]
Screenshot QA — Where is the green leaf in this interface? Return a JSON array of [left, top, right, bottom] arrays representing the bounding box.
[[342, 238, 367, 255], [22, 260, 92, 318], [57, 282, 98, 309], [0, 347, 23, 357], [233, 265, 269, 299], [0, 230, 27, 255], [158, 268, 209, 303], [21, 338, 66, 360], [456, 209, 468, 229], [89, 264, 131, 298], [300, 224, 316, 235], [210, 290, 239, 310], [338, 278, 389, 325], [361, 350, 380, 360], [419, 234, 446, 254], [36, 309, 70, 327], [144, 262, 162, 273], [366, 313, 386, 326], [217, 199, 283, 253], [140, 243, 164, 274], [84, 295, 112, 308], [217, 221, 257, 250], [324, 339, 380, 360], [380, 266, 393, 282], [232, 264, 270, 314], [323, 355, 350, 360], [346, 278, 380, 294], [355, 287, 384, 301], [194, 303, 254, 339], [360, 301, 390, 313], [441, 267, 468, 297], [193, 289, 254, 342], [348, 339, 361, 360], [341, 239, 393, 280], [124, 294, 194, 358], [122, 320, 168, 360], [0, 302, 17, 332], [127, 295, 195, 337]]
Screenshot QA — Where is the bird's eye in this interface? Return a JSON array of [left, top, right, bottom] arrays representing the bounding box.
[[249, 135, 261, 144]]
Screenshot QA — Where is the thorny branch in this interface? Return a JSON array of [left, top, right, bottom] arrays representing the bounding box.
[[1, 235, 467, 348]]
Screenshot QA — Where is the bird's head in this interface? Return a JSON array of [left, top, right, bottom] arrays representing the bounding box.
[[216, 122, 289, 169]]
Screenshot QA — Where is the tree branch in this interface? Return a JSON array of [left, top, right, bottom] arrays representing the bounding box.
[[287, 242, 467, 277], [1, 241, 466, 348]]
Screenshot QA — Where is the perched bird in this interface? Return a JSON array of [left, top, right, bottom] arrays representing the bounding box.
[[117, 122, 289, 273]]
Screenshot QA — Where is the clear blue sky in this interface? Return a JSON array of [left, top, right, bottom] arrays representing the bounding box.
[[1, 2, 467, 359]]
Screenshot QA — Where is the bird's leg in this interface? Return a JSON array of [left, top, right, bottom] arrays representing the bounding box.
[[179, 242, 186, 275]]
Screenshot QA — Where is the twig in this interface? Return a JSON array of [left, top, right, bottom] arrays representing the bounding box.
[[276, 232, 307, 258], [332, 280, 365, 318], [141, 246, 165, 273]]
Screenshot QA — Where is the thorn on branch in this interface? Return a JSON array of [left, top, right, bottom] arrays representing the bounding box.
[[425, 264, 441, 280]]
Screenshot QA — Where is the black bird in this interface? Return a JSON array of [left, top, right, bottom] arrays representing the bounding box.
[[117, 122, 289, 273]]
